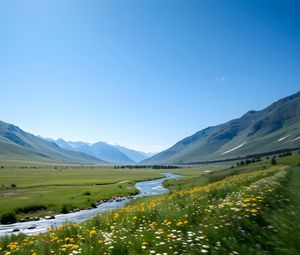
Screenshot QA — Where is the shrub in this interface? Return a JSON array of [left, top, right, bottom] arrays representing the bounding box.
[[11, 183, 17, 188], [61, 204, 74, 214], [15, 204, 47, 214], [0, 212, 17, 224], [83, 191, 91, 196], [90, 202, 97, 208], [271, 157, 277, 165]]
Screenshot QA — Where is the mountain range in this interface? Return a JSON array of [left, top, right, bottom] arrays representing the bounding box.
[[0, 122, 154, 164], [142, 91, 300, 164], [54, 139, 153, 164], [1, 91, 299, 165], [0, 121, 106, 164]]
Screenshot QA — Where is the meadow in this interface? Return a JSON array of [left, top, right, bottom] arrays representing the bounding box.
[[0, 166, 165, 220], [0, 154, 299, 254]]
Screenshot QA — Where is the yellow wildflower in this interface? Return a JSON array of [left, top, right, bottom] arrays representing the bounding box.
[[72, 244, 79, 250], [176, 221, 183, 227], [89, 229, 97, 236]]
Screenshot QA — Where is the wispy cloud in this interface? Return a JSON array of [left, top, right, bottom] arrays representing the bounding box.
[[216, 77, 225, 81]]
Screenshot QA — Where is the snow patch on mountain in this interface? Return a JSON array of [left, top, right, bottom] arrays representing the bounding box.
[[291, 136, 300, 142], [277, 135, 291, 142], [221, 142, 247, 155]]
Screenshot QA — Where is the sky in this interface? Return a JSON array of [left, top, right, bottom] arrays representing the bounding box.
[[0, 0, 299, 153]]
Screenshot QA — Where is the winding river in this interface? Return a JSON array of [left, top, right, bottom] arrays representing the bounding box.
[[0, 172, 180, 237]]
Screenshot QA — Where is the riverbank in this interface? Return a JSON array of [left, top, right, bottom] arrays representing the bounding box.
[[0, 167, 165, 223], [0, 173, 180, 237]]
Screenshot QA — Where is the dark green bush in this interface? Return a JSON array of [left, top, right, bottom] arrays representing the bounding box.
[[0, 212, 17, 224], [15, 204, 47, 214], [90, 202, 97, 208], [271, 157, 277, 165], [60, 204, 74, 214]]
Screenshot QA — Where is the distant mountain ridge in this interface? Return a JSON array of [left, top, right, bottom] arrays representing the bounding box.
[[142, 91, 300, 165], [0, 122, 154, 164], [2, 91, 298, 165], [0, 121, 107, 164], [55, 139, 153, 164], [113, 144, 155, 163], [55, 139, 134, 164]]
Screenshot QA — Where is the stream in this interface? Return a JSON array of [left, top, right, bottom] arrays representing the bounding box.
[[0, 172, 180, 237]]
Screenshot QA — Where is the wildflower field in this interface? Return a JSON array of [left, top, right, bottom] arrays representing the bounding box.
[[1, 162, 299, 255]]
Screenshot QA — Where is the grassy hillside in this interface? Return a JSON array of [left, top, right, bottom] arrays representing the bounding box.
[[143, 91, 300, 164], [277, 152, 300, 165], [0, 121, 107, 164]]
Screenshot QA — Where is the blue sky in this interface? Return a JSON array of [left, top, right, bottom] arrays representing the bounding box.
[[0, 0, 299, 152]]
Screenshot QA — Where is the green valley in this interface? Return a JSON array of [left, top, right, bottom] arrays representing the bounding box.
[[0, 154, 299, 254], [0, 166, 164, 221]]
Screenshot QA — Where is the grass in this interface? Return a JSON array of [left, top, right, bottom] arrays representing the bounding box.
[[255, 166, 300, 254], [0, 166, 164, 220], [0, 167, 166, 188], [0, 164, 291, 254], [164, 161, 271, 190], [0, 158, 299, 254], [277, 153, 300, 165]]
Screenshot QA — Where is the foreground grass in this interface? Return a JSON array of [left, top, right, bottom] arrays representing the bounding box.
[[0, 167, 164, 219], [0, 165, 291, 254], [256, 166, 300, 254]]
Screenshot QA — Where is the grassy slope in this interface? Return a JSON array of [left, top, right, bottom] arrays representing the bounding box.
[[164, 161, 271, 190], [145, 123, 300, 165], [0, 121, 107, 164], [240, 154, 300, 254], [277, 152, 300, 165], [0, 139, 107, 164], [263, 166, 300, 254], [143, 92, 300, 165], [255, 153, 300, 254]]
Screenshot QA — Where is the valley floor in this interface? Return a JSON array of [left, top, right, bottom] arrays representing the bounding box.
[[0, 155, 299, 254], [0, 167, 164, 221]]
